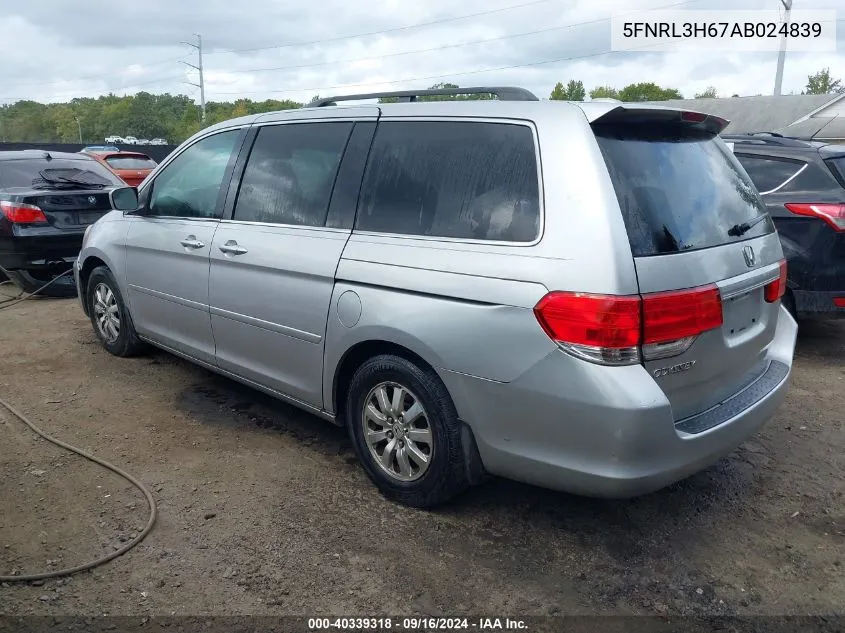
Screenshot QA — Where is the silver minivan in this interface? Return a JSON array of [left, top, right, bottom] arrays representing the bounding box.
[[75, 86, 797, 507]]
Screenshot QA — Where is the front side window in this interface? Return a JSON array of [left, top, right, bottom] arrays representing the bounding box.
[[356, 121, 540, 242], [148, 130, 240, 218], [233, 122, 353, 226]]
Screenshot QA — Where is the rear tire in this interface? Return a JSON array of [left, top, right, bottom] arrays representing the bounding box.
[[347, 354, 470, 508], [86, 266, 146, 357]]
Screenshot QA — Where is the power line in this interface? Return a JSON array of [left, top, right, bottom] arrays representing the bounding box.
[[181, 34, 206, 121], [206, 0, 556, 57], [0, 0, 698, 100], [223, 0, 702, 77], [2, 55, 190, 90], [1, 1, 550, 91], [206, 41, 670, 97], [207, 14, 845, 98]]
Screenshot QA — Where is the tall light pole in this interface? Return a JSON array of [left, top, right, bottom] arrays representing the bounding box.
[[181, 34, 206, 122], [773, 0, 793, 95], [74, 116, 82, 143]]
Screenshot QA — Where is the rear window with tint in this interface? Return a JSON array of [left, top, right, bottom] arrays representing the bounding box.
[[0, 158, 122, 188], [356, 121, 540, 242], [734, 154, 803, 193], [595, 125, 773, 257], [105, 156, 157, 170], [827, 156, 845, 187]]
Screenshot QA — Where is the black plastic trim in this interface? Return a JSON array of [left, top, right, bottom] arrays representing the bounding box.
[[674, 360, 789, 435]]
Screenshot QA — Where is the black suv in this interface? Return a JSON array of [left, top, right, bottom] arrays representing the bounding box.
[[0, 150, 127, 296], [724, 133, 845, 319]]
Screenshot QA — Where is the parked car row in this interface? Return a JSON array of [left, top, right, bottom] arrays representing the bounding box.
[[104, 136, 167, 145], [72, 88, 801, 508], [0, 150, 132, 296], [723, 133, 845, 320]]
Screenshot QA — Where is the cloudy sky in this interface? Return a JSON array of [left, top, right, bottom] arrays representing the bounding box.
[[0, 0, 842, 105]]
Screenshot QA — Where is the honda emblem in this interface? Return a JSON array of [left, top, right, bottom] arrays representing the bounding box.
[[743, 245, 756, 267]]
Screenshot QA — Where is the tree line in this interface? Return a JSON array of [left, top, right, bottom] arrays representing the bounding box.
[[1, 68, 840, 145], [0, 93, 303, 145], [549, 68, 842, 102]]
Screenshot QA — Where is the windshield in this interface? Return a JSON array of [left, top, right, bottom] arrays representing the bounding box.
[[105, 156, 157, 170], [0, 158, 123, 189], [594, 124, 774, 257]]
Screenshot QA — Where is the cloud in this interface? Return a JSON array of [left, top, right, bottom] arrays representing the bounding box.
[[0, 0, 841, 104]]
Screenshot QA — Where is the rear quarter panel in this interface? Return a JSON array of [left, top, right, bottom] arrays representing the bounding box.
[[322, 107, 641, 415]]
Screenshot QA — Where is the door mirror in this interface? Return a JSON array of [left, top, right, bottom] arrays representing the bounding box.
[[109, 186, 139, 212]]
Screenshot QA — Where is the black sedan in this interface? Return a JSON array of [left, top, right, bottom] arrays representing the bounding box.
[[0, 150, 130, 297]]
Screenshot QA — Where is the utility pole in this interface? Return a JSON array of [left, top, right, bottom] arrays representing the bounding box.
[[181, 34, 206, 122], [74, 117, 82, 143], [773, 0, 793, 95]]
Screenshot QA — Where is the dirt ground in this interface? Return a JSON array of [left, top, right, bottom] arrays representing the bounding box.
[[1, 294, 843, 620]]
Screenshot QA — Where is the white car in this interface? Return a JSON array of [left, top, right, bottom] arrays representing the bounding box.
[[149, 138, 168, 145], [137, 139, 150, 145], [104, 135, 125, 144], [123, 136, 138, 145]]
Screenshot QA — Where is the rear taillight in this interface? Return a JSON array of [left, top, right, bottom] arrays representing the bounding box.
[[0, 200, 48, 224], [641, 284, 723, 361], [833, 297, 845, 308], [534, 284, 724, 366], [642, 285, 722, 343], [784, 203, 845, 232], [533, 293, 641, 365], [764, 259, 788, 303]]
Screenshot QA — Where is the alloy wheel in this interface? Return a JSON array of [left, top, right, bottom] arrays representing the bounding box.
[[362, 382, 434, 482]]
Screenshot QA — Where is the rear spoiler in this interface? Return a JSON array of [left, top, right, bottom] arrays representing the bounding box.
[[580, 104, 730, 136]]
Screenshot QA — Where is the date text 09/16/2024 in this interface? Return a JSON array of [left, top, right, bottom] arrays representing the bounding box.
[[307, 617, 528, 630]]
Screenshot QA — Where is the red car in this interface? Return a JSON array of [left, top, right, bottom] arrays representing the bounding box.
[[88, 151, 157, 187]]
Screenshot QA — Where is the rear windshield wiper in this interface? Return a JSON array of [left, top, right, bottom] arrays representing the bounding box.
[[36, 171, 107, 189], [728, 213, 770, 237]]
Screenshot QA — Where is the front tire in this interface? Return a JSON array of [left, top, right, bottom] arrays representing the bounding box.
[[86, 266, 145, 357], [347, 354, 470, 508]]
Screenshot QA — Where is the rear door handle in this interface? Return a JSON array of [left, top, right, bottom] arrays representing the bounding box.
[[219, 240, 248, 255], [180, 236, 205, 249]]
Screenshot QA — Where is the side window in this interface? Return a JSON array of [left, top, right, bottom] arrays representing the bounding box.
[[233, 122, 353, 226], [735, 154, 804, 193], [148, 130, 240, 218], [356, 121, 540, 242]]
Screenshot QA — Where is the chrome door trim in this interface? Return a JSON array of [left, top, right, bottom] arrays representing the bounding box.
[[209, 306, 323, 343], [128, 284, 207, 311]]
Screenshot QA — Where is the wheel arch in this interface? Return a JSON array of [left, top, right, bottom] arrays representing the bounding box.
[[332, 337, 487, 489], [332, 338, 440, 427], [79, 254, 110, 298]]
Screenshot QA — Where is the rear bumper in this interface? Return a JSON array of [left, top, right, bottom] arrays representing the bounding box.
[[441, 305, 797, 498], [794, 289, 845, 319], [73, 258, 87, 315], [0, 234, 83, 271]]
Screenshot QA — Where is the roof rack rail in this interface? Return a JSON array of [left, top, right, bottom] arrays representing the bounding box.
[[720, 133, 815, 147], [308, 86, 538, 107]]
